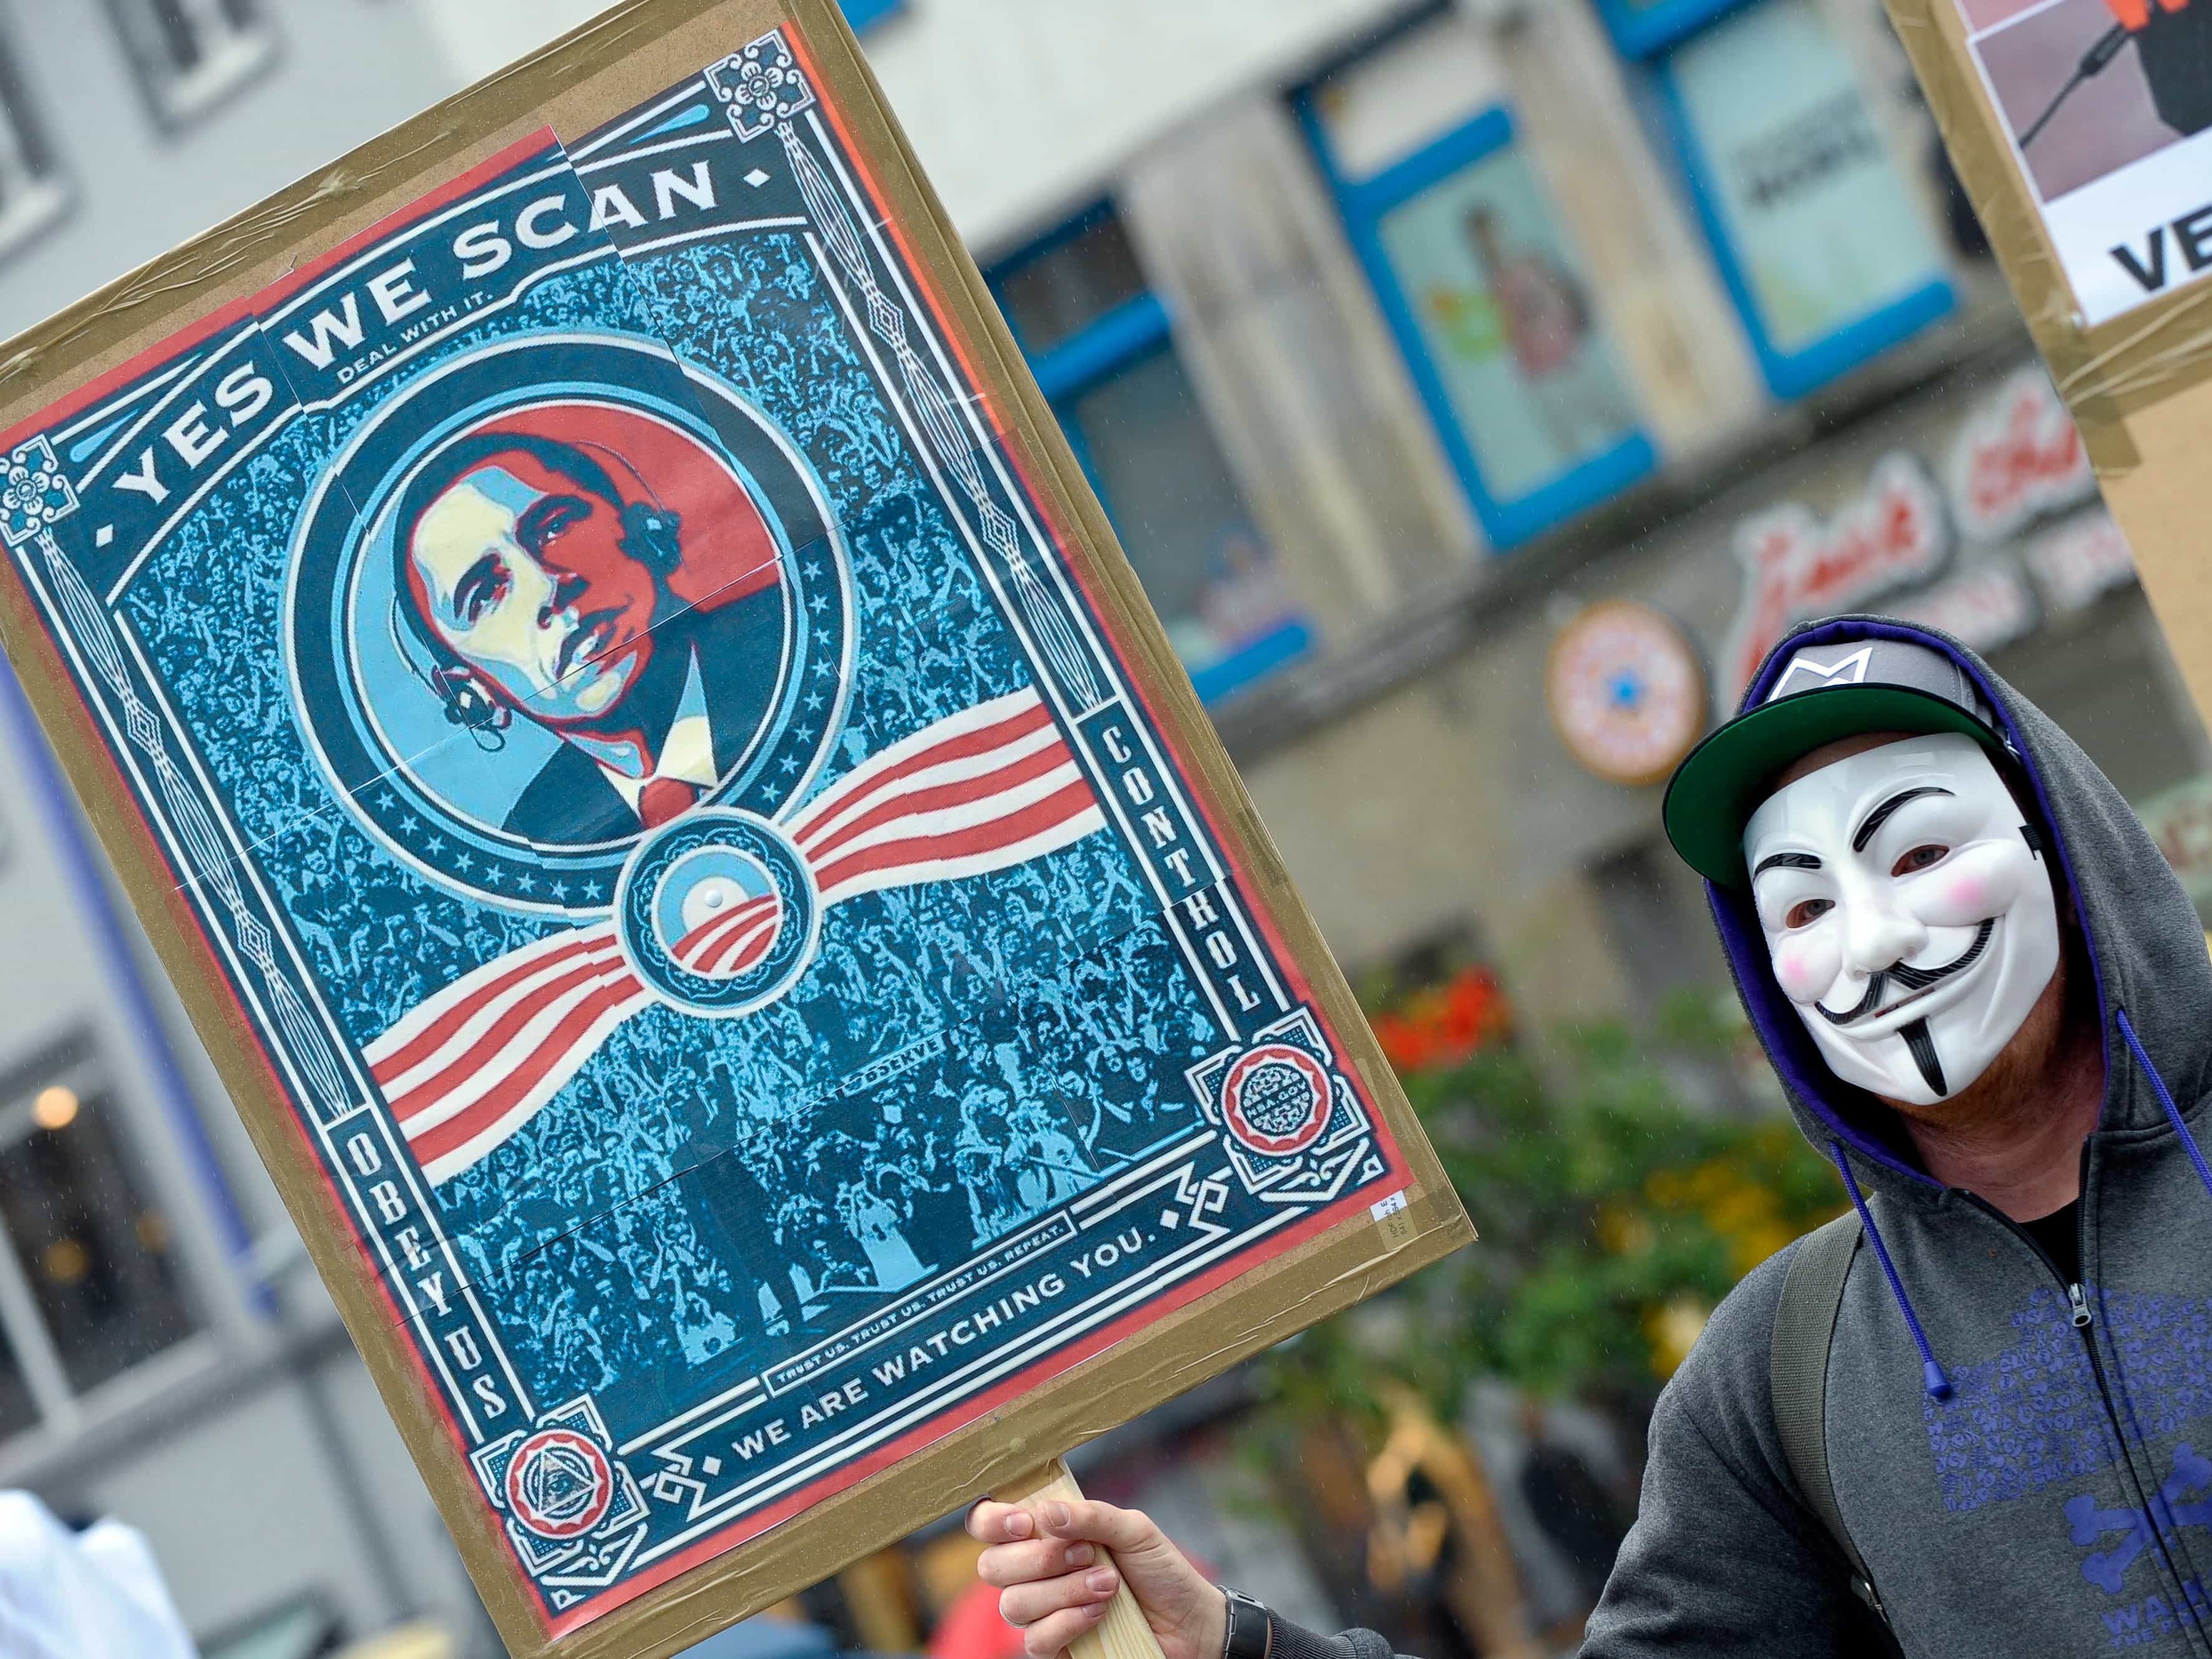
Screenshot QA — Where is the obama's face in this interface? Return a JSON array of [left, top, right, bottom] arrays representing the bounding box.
[[404, 449, 661, 727]]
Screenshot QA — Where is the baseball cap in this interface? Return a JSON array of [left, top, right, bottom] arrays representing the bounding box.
[[1663, 635, 2009, 886]]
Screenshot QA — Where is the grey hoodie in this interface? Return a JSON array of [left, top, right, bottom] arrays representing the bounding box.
[[1268, 616, 2212, 1658]]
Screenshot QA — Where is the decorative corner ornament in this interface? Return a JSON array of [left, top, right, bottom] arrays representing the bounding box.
[[1188, 1010, 1384, 1204], [1, 436, 76, 549], [707, 31, 815, 141], [473, 1396, 650, 1598]]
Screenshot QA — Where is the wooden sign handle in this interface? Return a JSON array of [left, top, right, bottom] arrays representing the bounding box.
[[994, 1459, 1170, 1659]]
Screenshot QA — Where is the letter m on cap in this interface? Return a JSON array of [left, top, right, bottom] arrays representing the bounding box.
[[1766, 645, 1874, 702]]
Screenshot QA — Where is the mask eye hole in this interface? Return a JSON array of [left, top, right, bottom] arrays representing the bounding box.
[[1892, 843, 1949, 878], [1784, 898, 1833, 929]]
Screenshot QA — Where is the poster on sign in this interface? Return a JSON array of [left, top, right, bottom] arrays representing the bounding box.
[[0, 5, 1471, 1655], [1888, 0, 2212, 770], [1952, 0, 2212, 323]]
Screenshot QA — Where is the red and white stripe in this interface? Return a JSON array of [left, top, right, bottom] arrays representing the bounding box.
[[788, 689, 1103, 904], [366, 926, 652, 1184], [368, 688, 1103, 1185]]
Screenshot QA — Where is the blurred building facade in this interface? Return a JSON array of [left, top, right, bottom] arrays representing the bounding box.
[[854, 0, 2212, 1039], [0, 0, 2204, 1655]]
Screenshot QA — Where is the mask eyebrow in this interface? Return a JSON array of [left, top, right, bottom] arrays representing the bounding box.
[[1753, 851, 1823, 878], [1851, 786, 1953, 853]]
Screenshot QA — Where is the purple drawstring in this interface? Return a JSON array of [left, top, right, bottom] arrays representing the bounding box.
[[2117, 1006, 2212, 1203], [1828, 1141, 1952, 1401], [1823, 1009, 2205, 1407]]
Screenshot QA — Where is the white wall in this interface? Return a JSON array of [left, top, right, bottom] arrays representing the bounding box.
[[0, 0, 462, 338], [863, 0, 1407, 250], [408, 0, 612, 92], [415, 0, 1412, 252], [71, 1341, 485, 1642], [0, 0, 1423, 333]]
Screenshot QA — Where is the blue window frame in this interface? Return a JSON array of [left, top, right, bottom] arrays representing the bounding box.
[[988, 206, 1311, 706], [1592, 0, 1748, 56], [839, 0, 905, 31], [1297, 56, 1657, 551], [1624, 0, 1957, 399]]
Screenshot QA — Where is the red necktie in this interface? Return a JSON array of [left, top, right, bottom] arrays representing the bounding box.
[[637, 776, 702, 828]]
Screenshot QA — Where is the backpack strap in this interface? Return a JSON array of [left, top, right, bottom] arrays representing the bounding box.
[[1770, 1210, 1892, 1629]]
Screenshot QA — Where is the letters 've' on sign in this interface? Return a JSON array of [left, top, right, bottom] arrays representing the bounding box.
[[1951, 0, 2212, 324]]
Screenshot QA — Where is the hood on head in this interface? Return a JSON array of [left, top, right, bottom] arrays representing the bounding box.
[[1703, 615, 2212, 1190]]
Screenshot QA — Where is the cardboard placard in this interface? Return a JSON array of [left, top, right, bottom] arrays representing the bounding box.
[[0, 4, 1471, 1656], [1884, 0, 2212, 731]]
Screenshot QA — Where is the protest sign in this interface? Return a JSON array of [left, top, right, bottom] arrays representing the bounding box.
[[1885, 0, 2212, 735], [0, 4, 1471, 1655], [1947, 0, 2212, 326]]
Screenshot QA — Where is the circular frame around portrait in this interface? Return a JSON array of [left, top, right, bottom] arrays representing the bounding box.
[[283, 330, 853, 916]]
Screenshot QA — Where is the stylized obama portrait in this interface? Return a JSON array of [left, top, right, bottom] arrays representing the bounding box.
[[390, 418, 787, 845]]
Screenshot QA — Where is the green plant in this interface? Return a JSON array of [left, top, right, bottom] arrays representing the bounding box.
[[1252, 994, 1843, 1431]]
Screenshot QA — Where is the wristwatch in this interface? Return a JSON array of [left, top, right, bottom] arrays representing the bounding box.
[[1220, 1586, 1273, 1659]]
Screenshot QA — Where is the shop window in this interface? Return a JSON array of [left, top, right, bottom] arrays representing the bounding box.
[[0, 650, 262, 1321], [102, 0, 275, 127], [0, 1032, 200, 1440], [0, 22, 63, 262], [996, 210, 1152, 359], [988, 205, 1311, 705], [1621, 0, 1956, 398], [1297, 9, 1657, 550]]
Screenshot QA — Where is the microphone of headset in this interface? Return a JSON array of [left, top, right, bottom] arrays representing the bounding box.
[[388, 595, 512, 750]]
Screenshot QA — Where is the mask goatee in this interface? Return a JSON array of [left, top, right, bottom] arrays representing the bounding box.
[[1901, 1018, 1947, 1097]]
